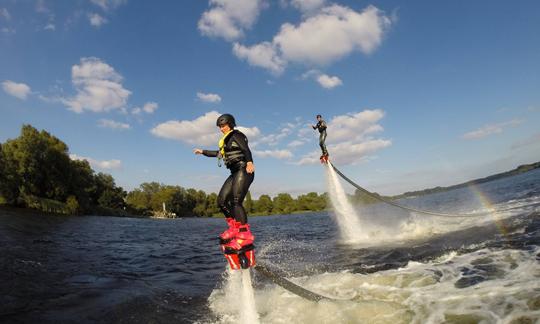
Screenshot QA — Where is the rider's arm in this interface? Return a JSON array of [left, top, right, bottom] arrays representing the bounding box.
[[233, 133, 253, 163], [202, 150, 219, 157]]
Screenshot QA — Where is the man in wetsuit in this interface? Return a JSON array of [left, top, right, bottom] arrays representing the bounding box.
[[312, 114, 329, 161], [194, 114, 255, 266]]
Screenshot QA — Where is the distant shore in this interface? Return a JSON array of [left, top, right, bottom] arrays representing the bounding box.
[[2, 161, 538, 219]]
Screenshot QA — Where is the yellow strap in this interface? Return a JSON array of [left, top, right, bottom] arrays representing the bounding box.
[[218, 130, 233, 157]]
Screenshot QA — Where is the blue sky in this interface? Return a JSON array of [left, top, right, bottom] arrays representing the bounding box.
[[1, 0, 539, 197]]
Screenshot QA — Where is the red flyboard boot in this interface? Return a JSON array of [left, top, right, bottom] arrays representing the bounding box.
[[222, 224, 256, 269], [320, 153, 329, 164], [219, 218, 239, 244]]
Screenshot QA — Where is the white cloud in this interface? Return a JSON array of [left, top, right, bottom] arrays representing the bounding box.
[[132, 102, 158, 115], [317, 74, 342, 89], [302, 69, 342, 88], [2, 80, 31, 100], [326, 110, 385, 143], [233, 4, 391, 74], [44, 23, 56, 31], [151, 110, 260, 146], [275, 5, 391, 66], [90, 0, 127, 11], [98, 119, 131, 130], [198, 0, 265, 41], [1, 8, 10, 20], [70, 154, 122, 170], [287, 139, 305, 147], [89, 13, 108, 27], [297, 109, 390, 165], [1, 27, 15, 35], [256, 125, 293, 146], [197, 92, 222, 103], [233, 42, 287, 75], [253, 149, 293, 159], [290, 0, 326, 15], [62, 57, 131, 113], [462, 120, 523, 140]]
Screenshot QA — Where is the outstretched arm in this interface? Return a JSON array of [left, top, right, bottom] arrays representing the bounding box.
[[194, 148, 219, 157]]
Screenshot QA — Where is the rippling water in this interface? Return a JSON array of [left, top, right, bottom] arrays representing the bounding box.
[[1, 169, 539, 323]]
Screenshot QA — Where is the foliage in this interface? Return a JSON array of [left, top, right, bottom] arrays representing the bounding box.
[[0, 125, 126, 215]]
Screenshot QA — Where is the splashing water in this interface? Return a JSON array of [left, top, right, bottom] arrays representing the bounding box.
[[325, 164, 367, 243], [209, 268, 259, 324]]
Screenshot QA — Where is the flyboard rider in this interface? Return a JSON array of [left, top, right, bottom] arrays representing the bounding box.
[[312, 114, 329, 163], [194, 114, 256, 269]]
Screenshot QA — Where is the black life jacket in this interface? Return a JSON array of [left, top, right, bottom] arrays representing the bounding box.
[[222, 131, 246, 167]]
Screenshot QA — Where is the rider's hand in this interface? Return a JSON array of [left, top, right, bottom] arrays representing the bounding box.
[[246, 162, 255, 174], [194, 148, 203, 155]]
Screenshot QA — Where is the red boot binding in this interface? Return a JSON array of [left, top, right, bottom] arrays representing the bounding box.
[[219, 218, 239, 244], [223, 224, 254, 251]]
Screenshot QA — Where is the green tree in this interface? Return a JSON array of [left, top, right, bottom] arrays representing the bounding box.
[[1, 125, 73, 202], [66, 195, 80, 215], [273, 193, 297, 214], [92, 173, 126, 209], [205, 192, 219, 216], [297, 192, 326, 211], [255, 194, 273, 214]]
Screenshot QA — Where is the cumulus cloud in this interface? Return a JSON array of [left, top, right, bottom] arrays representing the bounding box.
[[1, 8, 10, 20], [253, 149, 293, 159], [462, 120, 523, 140], [276, 5, 391, 65], [90, 0, 128, 11], [233, 4, 391, 74], [151, 110, 260, 146], [89, 13, 108, 27], [62, 57, 131, 113], [197, 92, 222, 103], [132, 102, 158, 115], [2, 80, 31, 100], [233, 42, 287, 75], [287, 139, 305, 147], [44, 23, 56, 31], [98, 119, 131, 130], [302, 69, 342, 88], [70, 154, 122, 170], [1, 27, 15, 35], [198, 0, 265, 41], [317, 74, 342, 89], [297, 109, 390, 165], [290, 0, 326, 15]]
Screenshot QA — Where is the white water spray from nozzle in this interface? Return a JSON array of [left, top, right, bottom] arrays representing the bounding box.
[[325, 164, 367, 243]]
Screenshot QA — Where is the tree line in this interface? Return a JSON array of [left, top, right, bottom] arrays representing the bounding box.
[[0, 125, 329, 217]]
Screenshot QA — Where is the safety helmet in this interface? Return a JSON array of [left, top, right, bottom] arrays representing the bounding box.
[[216, 113, 236, 128], [316, 114, 322, 118]]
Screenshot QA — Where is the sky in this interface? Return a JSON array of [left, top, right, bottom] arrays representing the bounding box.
[[1, 0, 539, 198]]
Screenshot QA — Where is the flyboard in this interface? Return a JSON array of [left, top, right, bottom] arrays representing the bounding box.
[[220, 241, 256, 270]]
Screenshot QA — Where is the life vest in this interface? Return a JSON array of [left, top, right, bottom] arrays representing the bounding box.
[[219, 130, 246, 167]]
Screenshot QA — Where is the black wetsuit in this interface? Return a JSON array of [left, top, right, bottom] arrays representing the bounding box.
[[313, 120, 328, 155], [202, 130, 254, 224]]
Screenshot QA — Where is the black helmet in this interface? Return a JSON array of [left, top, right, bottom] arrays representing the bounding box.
[[216, 113, 236, 128], [316, 114, 322, 118]]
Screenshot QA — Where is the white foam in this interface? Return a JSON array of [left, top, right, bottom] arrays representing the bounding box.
[[209, 247, 540, 323], [207, 268, 259, 324]]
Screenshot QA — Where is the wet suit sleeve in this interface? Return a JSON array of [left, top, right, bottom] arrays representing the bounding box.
[[202, 150, 219, 157], [320, 120, 327, 130], [232, 132, 253, 163]]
